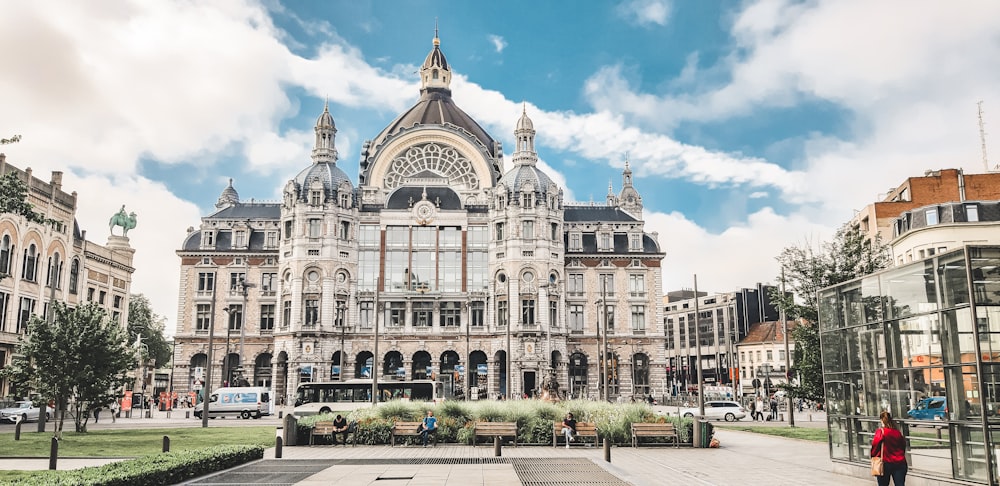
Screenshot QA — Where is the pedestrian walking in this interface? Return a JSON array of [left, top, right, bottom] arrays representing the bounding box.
[[755, 397, 764, 421], [93, 406, 101, 423], [871, 410, 907, 485], [769, 396, 778, 421], [110, 401, 118, 423]]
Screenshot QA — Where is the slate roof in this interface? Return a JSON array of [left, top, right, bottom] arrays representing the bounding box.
[[565, 233, 661, 255], [208, 203, 281, 220], [563, 206, 638, 222]]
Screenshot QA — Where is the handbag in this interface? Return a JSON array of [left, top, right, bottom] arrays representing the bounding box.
[[871, 434, 885, 477]]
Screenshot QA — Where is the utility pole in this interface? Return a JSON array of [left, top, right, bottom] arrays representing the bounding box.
[[601, 280, 609, 402], [782, 268, 795, 427], [693, 274, 705, 447], [202, 275, 217, 428], [371, 278, 380, 405]]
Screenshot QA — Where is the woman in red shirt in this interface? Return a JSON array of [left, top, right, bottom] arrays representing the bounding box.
[[871, 410, 908, 486]]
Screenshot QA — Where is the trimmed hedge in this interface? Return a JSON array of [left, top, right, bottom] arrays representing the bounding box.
[[10, 444, 264, 486]]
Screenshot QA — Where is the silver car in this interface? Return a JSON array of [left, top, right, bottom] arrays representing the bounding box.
[[0, 401, 51, 423], [679, 400, 747, 422]]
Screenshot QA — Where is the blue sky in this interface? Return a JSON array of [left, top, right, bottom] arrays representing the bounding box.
[[3, 0, 1000, 333]]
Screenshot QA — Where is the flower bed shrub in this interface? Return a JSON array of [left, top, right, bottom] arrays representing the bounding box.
[[10, 444, 264, 486]]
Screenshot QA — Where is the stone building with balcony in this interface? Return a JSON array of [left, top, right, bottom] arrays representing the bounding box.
[[170, 33, 665, 405]]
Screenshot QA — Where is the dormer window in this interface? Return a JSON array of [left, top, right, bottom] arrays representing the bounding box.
[[310, 191, 322, 206], [522, 193, 533, 208], [340, 192, 350, 208], [202, 231, 214, 247], [432, 69, 439, 80], [234, 230, 246, 247], [600, 233, 611, 251], [629, 234, 641, 251], [570, 233, 581, 250]]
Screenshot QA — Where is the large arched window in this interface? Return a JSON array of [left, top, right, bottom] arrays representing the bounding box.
[[355, 351, 373, 378], [189, 353, 208, 389], [469, 350, 488, 391], [255, 353, 272, 388], [331, 351, 343, 380], [440, 350, 459, 373], [602, 352, 620, 397], [46, 252, 61, 288], [412, 351, 431, 380], [22, 243, 37, 281], [569, 352, 588, 400], [69, 258, 80, 294], [0, 235, 12, 275], [632, 353, 650, 397], [384, 350, 403, 378]]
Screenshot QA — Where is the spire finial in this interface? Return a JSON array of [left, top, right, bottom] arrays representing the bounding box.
[[228, 177, 233, 186], [625, 152, 630, 169], [522, 101, 526, 115], [433, 18, 440, 46]]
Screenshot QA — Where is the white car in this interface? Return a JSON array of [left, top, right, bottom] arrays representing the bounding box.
[[679, 400, 747, 422], [0, 401, 52, 423]]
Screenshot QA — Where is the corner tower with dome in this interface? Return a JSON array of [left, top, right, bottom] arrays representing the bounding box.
[[171, 32, 665, 405]]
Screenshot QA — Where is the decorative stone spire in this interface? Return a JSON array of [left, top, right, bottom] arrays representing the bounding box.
[[512, 105, 538, 167], [420, 25, 451, 94], [618, 153, 643, 216], [312, 100, 338, 163], [606, 179, 617, 206]]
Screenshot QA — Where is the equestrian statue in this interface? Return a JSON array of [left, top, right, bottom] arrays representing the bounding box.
[[109, 205, 137, 237]]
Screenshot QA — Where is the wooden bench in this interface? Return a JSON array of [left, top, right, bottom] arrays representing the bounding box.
[[553, 421, 598, 447], [310, 421, 335, 445], [473, 421, 518, 447], [391, 421, 436, 447], [631, 422, 679, 448]]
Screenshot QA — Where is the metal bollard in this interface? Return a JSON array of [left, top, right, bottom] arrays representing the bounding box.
[[185, 411, 190, 419], [49, 437, 59, 470], [279, 410, 283, 419], [603, 438, 611, 463], [162, 436, 170, 453], [275, 435, 283, 459], [494, 436, 501, 457], [14, 421, 21, 441]]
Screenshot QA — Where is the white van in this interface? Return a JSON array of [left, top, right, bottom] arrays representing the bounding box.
[[194, 387, 273, 419]]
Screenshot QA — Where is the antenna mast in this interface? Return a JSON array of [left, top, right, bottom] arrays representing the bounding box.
[[978, 101, 992, 172]]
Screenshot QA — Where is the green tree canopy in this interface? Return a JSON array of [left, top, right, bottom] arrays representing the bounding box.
[[128, 294, 171, 367], [772, 225, 890, 401], [0, 170, 52, 225], [0, 303, 134, 434]]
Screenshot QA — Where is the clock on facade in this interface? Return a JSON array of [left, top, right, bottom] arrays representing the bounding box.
[[413, 201, 435, 225]]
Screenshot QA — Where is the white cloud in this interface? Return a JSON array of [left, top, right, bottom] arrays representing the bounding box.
[[616, 0, 672, 27], [748, 192, 768, 199], [488, 34, 507, 53]]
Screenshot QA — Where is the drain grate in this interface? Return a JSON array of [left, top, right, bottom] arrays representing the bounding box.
[[333, 457, 509, 465], [511, 458, 631, 485]]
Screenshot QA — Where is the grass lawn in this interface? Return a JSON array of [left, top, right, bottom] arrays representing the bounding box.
[[0, 426, 275, 457], [716, 425, 830, 442], [0, 426, 275, 484]]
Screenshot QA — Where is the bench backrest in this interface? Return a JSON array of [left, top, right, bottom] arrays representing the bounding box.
[[475, 422, 517, 434], [312, 421, 335, 432], [393, 421, 425, 433], [631, 423, 676, 434], [553, 421, 597, 435]]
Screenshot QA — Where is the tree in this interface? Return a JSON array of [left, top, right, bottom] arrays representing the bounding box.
[[128, 294, 171, 367], [772, 225, 890, 401], [0, 303, 134, 434], [0, 170, 54, 225], [0, 134, 20, 144]]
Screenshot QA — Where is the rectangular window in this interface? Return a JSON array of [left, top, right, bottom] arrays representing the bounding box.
[[282, 300, 291, 328], [202, 231, 214, 246], [87, 287, 95, 302], [99, 290, 107, 305], [0, 292, 9, 332], [495, 222, 505, 240], [412, 302, 433, 327], [388, 302, 405, 327], [266, 231, 278, 247], [551, 223, 559, 240], [604, 304, 615, 332], [766, 350, 773, 361], [227, 304, 243, 331], [599, 274, 614, 296], [17, 297, 35, 334], [628, 274, 645, 296], [549, 300, 558, 327], [440, 302, 461, 327], [234, 230, 246, 247], [196, 304, 211, 332], [629, 234, 641, 250], [778, 349, 786, 362], [230, 272, 246, 291], [568, 274, 584, 294], [310, 191, 321, 206], [521, 298, 535, 325], [925, 208, 938, 225], [340, 221, 350, 239], [631, 305, 645, 331], [261, 273, 277, 293], [570, 233, 581, 250], [259, 304, 275, 331], [198, 273, 215, 292], [359, 301, 374, 329], [334, 300, 347, 327], [304, 299, 319, 327], [359, 224, 380, 247], [967, 204, 980, 222], [471, 301, 485, 327], [569, 304, 584, 332], [521, 193, 532, 208], [308, 218, 322, 238], [600, 233, 611, 250], [113, 295, 123, 309], [497, 299, 508, 327], [522, 220, 534, 239], [284, 220, 293, 238]]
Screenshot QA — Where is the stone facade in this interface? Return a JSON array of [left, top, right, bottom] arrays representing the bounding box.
[[171, 34, 665, 405], [0, 156, 135, 398]]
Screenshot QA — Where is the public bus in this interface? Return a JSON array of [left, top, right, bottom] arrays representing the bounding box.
[[292, 379, 441, 416]]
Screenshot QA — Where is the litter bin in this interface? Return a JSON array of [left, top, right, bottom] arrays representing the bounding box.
[[697, 420, 711, 448]]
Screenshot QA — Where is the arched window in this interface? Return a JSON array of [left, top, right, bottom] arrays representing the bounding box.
[[632, 353, 650, 397], [569, 352, 588, 400], [189, 353, 208, 389], [355, 351, 373, 378], [331, 351, 343, 379], [412, 351, 431, 380], [602, 352, 620, 397], [47, 252, 61, 288], [0, 235, 12, 275], [69, 259, 80, 294], [22, 244, 37, 281], [255, 353, 273, 388], [384, 350, 403, 378], [440, 350, 459, 373], [469, 350, 488, 392]]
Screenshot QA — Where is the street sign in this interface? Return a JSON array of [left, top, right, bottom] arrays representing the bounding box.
[[194, 366, 204, 380]]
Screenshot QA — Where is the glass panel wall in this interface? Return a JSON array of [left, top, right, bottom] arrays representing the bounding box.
[[819, 246, 999, 485]]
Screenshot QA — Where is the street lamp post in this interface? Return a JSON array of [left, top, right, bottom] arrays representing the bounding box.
[[336, 301, 347, 382], [202, 275, 218, 428], [222, 306, 235, 387], [598, 281, 609, 402], [693, 274, 706, 448], [371, 278, 381, 405], [236, 277, 254, 386], [781, 268, 795, 427]]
